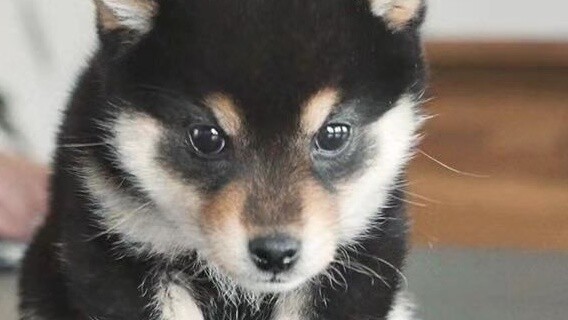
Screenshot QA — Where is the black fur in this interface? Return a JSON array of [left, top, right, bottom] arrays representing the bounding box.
[[20, 0, 426, 319]]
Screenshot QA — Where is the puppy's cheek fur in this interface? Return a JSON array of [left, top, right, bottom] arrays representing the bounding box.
[[337, 95, 422, 243], [296, 179, 339, 279], [198, 182, 250, 276], [113, 113, 203, 215], [86, 111, 206, 255]]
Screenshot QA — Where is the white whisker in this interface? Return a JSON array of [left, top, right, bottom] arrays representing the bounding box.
[[389, 193, 428, 208], [404, 190, 442, 204], [60, 142, 108, 149], [418, 149, 490, 178], [357, 251, 409, 290]]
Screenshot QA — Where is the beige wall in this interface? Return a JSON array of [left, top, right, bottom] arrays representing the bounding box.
[[426, 0, 568, 40], [0, 0, 95, 162]]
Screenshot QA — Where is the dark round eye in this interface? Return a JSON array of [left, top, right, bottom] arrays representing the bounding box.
[[314, 123, 351, 153], [188, 125, 227, 157]]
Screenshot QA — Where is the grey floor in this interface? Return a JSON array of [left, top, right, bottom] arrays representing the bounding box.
[[406, 249, 568, 320], [2, 248, 567, 319]]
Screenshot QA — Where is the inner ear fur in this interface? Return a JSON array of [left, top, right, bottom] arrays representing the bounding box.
[[94, 0, 158, 33], [369, 0, 424, 30]]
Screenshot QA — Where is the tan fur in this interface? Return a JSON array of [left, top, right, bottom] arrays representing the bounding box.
[[200, 176, 336, 251], [299, 178, 339, 241], [300, 179, 337, 224], [200, 182, 248, 232], [242, 197, 304, 231], [198, 182, 250, 275], [301, 88, 340, 135], [94, 0, 158, 31], [298, 178, 340, 279], [369, 0, 422, 30], [204, 93, 243, 136]]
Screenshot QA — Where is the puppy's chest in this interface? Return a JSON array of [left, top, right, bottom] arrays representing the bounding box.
[[156, 283, 306, 320], [157, 283, 204, 320]]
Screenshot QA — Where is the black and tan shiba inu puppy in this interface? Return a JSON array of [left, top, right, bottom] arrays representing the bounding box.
[[20, 0, 427, 319]]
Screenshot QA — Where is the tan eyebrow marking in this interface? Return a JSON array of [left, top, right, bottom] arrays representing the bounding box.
[[301, 88, 341, 135], [203, 93, 243, 136]]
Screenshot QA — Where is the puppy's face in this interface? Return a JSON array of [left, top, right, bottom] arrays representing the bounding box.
[[87, 0, 425, 293]]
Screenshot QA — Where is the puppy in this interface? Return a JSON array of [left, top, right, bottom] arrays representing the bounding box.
[[20, 0, 427, 319]]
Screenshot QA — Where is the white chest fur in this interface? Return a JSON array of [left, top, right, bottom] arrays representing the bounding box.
[[158, 283, 204, 320], [157, 284, 308, 320], [387, 291, 417, 320], [156, 284, 413, 320], [271, 290, 309, 320]]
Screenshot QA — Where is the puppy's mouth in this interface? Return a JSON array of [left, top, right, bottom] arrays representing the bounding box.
[[268, 275, 286, 283], [202, 251, 313, 293], [239, 274, 307, 293]]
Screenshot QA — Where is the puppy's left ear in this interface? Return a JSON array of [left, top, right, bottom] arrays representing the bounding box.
[[94, 0, 159, 34], [369, 0, 425, 30]]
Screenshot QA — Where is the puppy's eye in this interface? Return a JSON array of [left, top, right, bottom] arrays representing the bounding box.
[[188, 125, 227, 156], [314, 123, 351, 154]]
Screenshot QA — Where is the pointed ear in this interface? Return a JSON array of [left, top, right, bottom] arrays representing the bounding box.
[[94, 0, 159, 34], [369, 0, 424, 30]]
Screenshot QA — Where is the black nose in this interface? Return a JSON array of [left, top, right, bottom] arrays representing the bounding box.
[[249, 235, 300, 273]]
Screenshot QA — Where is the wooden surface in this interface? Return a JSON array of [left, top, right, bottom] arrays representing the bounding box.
[[409, 66, 568, 251], [426, 42, 568, 68]]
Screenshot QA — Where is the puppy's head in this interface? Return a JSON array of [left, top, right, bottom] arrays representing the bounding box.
[[86, 0, 426, 293]]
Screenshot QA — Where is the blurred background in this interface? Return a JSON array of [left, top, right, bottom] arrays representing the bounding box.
[[0, 0, 567, 319]]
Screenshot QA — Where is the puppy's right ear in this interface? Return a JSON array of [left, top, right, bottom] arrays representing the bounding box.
[[94, 0, 159, 34], [369, 0, 425, 30]]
